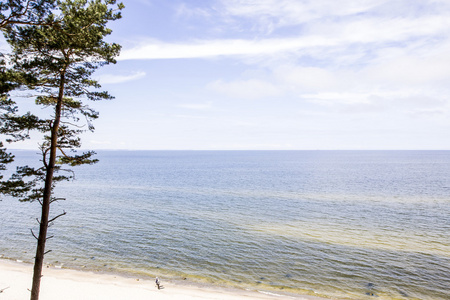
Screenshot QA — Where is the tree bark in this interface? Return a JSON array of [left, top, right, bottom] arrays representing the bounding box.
[[30, 72, 65, 300]]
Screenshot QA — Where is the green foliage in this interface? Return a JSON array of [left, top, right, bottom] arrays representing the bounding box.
[[0, 142, 14, 183], [0, 0, 57, 29], [1, 1, 57, 193], [1, 2, 123, 298], [2, 0, 123, 202], [0, 59, 20, 191], [1, 165, 45, 201]]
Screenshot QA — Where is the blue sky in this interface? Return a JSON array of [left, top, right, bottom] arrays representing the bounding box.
[[5, 0, 450, 150]]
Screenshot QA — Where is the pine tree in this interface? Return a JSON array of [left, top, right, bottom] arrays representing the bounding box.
[[1, 0, 57, 191], [2, 1, 124, 299]]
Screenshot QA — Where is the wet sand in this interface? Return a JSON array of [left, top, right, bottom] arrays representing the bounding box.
[[0, 259, 328, 300]]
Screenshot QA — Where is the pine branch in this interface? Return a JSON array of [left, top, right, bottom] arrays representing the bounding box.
[[49, 197, 65, 204], [30, 229, 38, 240], [48, 210, 66, 223], [0, 0, 58, 29]]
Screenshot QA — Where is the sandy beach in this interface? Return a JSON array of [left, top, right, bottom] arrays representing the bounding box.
[[0, 259, 325, 300]]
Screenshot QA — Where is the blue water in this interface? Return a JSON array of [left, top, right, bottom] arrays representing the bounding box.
[[1, 150, 449, 299]]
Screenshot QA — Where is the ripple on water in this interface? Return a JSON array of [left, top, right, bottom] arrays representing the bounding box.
[[1, 150, 449, 300]]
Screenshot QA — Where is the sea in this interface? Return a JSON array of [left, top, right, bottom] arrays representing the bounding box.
[[1, 150, 449, 300]]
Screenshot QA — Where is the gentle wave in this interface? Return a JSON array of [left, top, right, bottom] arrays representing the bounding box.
[[1, 150, 449, 300]]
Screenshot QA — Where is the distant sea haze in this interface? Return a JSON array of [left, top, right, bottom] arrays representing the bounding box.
[[1, 150, 449, 300]]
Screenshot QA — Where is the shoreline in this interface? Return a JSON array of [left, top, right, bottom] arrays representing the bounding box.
[[0, 259, 330, 300]]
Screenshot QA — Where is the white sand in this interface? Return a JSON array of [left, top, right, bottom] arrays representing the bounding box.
[[0, 259, 326, 300]]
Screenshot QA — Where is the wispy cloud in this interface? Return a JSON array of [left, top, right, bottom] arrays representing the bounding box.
[[302, 91, 449, 115], [119, 37, 331, 60], [120, 0, 450, 145], [218, 0, 450, 34], [178, 101, 213, 110], [219, 0, 388, 30], [175, 3, 212, 19], [119, 14, 449, 61], [97, 71, 146, 84], [208, 79, 280, 100]]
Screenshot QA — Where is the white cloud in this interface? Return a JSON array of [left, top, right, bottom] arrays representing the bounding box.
[[119, 12, 449, 62], [219, 0, 450, 35], [175, 3, 211, 19], [178, 102, 213, 110], [119, 37, 336, 60], [394, 95, 447, 109], [363, 50, 450, 87], [208, 79, 280, 99], [220, 0, 387, 29], [301, 91, 449, 115], [97, 71, 146, 84], [409, 109, 447, 117], [303, 92, 374, 106], [273, 66, 341, 92], [332, 15, 450, 44]]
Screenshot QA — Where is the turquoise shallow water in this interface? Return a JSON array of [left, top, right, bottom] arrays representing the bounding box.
[[1, 150, 449, 299]]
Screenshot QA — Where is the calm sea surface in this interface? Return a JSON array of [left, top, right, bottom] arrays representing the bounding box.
[[1, 151, 449, 299]]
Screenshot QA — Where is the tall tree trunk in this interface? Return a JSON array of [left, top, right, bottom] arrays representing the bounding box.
[[30, 72, 65, 300]]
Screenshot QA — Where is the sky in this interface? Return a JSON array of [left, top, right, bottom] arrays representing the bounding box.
[[5, 0, 450, 150]]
